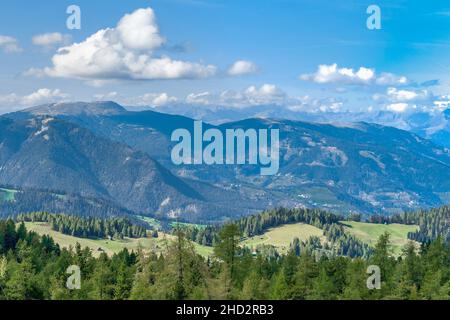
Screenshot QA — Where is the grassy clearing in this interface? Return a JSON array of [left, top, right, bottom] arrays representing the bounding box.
[[170, 221, 208, 230], [341, 221, 419, 255], [191, 241, 214, 257], [135, 215, 162, 230], [23, 222, 213, 258], [240, 223, 324, 255]]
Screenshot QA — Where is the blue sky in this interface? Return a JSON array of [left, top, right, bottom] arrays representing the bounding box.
[[1, 0, 450, 113]]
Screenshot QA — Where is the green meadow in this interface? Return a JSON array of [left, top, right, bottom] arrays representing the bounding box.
[[23, 222, 213, 258], [341, 221, 419, 255], [240, 223, 324, 254]]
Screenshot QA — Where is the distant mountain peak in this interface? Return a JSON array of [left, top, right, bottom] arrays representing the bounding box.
[[18, 101, 128, 117]]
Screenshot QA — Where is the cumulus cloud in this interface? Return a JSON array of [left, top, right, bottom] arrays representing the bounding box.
[[31, 8, 217, 81], [386, 87, 429, 102], [32, 33, 71, 47], [21, 88, 68, 106], [372, 87, 435, 113], [227, 60, 258, 76], [128, 92, 178, 107], [372, 87, 435, 112], [116, 8, 165, 50], [0, 35, 22, 53], [386, 103, 411, 113], [244, 84, 282, 97], [300, 63, 408, 86], [95, 91, 178, 107], [0, 88, 69, 112]]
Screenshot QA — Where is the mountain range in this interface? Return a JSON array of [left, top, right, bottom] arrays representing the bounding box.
[[153, 103, 450, 148], [0, 101, 449, 222]]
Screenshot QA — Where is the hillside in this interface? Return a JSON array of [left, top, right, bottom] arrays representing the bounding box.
[[0, 185, 136, 218], [0, 117, 205, 215], [5, 102, 450, 218], [0, 116, 266, 221], [240, 223, 324, 254], [239, 220, 416, 256], [341, 221, 419, 255]]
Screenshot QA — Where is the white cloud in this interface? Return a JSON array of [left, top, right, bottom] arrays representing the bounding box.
[[0, 35, 22, 53], [386, 87, 429, 101], [116, 8, 165, 50], [245, 84, 281, 97], [181, 86, 349, 112], [32, 33, 71, 47], [287, 95, 345, 113], [92, 85, 285, 109], [0, 93, 19, 108], [93, 91, 118, 101], [386, 103, 410, 113], [130, 92, 178, 106], [372, 87, 433, 112], [375, 73, 408, 86], [151, 93, 178, 106], [21, 88, 69, 106], [371, 87, 437, 113], [32, 8, 217, 81], [0, 88, 69, 112], [186, 92, 212, 105], [227, 60, 258, 76], [300, 63, 408, 86], [223, 84, 286, 106], [186, 84, 286, 107], [100, 92, 178, 107], [434, 96, 450, 111]]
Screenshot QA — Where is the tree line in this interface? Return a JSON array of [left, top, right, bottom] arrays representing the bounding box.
[[351, 206, 450, 244], [406, 205, 450, 243], [0, 187, 133, 218], [16, 212, 147, 240]]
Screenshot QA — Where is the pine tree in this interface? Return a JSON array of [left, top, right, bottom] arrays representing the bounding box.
[[309, 268, 336, 300], [114, 263, 133, 300], [214, 224, 241, 285], [270, 269, 288, 300]]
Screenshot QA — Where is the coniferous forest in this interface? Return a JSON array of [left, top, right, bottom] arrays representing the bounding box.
[[1, 209, 450, 300]]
